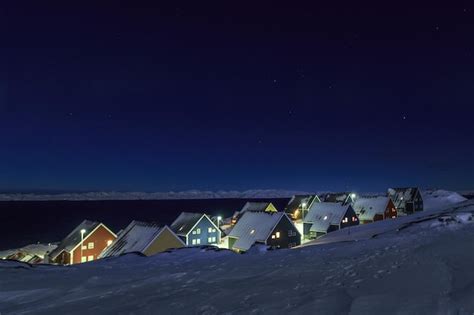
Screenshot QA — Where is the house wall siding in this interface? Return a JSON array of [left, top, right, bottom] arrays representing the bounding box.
[[143, 229, 184, 256], [71, 225, 116, 264], [265, 217, 301, 249], [187, 217, 220, 246]]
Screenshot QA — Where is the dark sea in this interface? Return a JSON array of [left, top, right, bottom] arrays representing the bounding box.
[[0, 198, 290, 250]]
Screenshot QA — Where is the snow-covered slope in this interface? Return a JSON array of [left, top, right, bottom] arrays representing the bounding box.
[[422, 189, 467, 211], [0, 189, 311, 201], [1, 200, 474, 314]]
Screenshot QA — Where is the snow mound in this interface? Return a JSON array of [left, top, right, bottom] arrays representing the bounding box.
[[423, 189, 467, 211]]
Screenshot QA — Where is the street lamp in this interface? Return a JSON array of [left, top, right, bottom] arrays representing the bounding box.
[[301, 202, 307, 220], [80, 229, 86, 263]]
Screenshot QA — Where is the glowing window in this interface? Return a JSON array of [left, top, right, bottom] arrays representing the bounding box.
[[196, 228, 201, 234], [208, 227, 213, 233], [81, 256, 87, 263], [107, 240, 113, 246], [271, 235, 276, 239], [342, 217, 348, 223], [88, 255, 94, 261], [192, 239, 197, 245], [196, 239, 201, 244], [192, 230, 196, 235], [87, 242, 94, 249], [82, 245, 87, 250], [276, 232, 280, 238]]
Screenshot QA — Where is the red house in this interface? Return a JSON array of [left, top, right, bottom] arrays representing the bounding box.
[[353, 197, 398, 224], [47, 220, 116, 265]]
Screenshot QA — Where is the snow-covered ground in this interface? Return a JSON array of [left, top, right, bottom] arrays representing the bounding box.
[[1, 198, 473, 314]]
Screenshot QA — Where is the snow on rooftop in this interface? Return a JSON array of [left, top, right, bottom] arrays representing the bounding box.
[[228, 211, 285, 251], [99, 221, 165, 258], [304, 202, 350, 233], [353, 197, 390, 221]]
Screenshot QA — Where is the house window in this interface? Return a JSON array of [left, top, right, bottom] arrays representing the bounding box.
[[196, 228, 201, 234], [342, 217, 348, 223], [81, 256, 87, 263], [208, 227, 213, 233], [88, 255, 94, 261], [88, 242, 94, 249], [352, 217, 358, 222], [288, 230, 293, 237], [192, 239, 197, 245], [271, 235, 276, 239], [208, 236, 216, 243], [192, 230, 196, 235], [196, 239, 201, 244], [82, 245, 87, 250], [276, 232, 280, 239]]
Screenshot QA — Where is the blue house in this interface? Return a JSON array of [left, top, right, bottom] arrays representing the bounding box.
[[170, 212, 221, 246]]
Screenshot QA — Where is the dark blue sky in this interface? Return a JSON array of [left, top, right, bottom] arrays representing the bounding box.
[[2, 2, 474, 192]]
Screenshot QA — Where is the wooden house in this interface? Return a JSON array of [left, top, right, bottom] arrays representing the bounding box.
[[170, 212, 221, 246], [99, 221, 185, 258], [231, 202, 278, 225], [284, 195, 321, 220], [228, 211, 300, 252], [353, 197, 397, 224], [303, 202, 359, 238], [319, 192, 356, 206], [48, 220, 117, 265], [388, 187, 423, 215]]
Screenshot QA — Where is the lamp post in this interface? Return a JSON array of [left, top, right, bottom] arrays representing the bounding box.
[[217, 216, 222, 229], [301, 202, 307, 220], [80, 229, 86, 263]]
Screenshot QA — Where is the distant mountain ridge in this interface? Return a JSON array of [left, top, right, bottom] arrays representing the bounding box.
[[0, 189, 314, 201]]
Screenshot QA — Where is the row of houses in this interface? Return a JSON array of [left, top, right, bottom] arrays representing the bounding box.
[[38, 187, 423, 265]]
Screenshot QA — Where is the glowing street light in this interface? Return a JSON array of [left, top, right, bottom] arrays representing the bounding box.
[[301, 202, 307, 220], [217, 216, 222, 229], [80, 229, 86, 263], [350, 193, 357, 199]]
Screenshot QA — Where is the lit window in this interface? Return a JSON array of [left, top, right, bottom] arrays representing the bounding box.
[[276, 232, 280, 238], [88, 255, 94, 261], [208, 227, 212, 233], [196, 228, 201, 234], [81, 256, 87, 263], [208, 237, 213, 243], [107, 240, 113, 246], [192, 230, 196, 235], [212, 237, 216, 242], [82, 245, 87, 250], [342, 217, 348, 223], [88, 242, 94, 249], [352, 217, 358, 222], [250, 229, 255, 235], [196, 239, 201, 244], [323, 216, 328, 220], [271, 235, 276, 239], [192, 239, 197, 245]]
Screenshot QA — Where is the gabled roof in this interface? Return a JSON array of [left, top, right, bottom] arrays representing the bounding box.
[[228, 211, 288, 251], [320, 192, 354, 205], [170, 212, 209, 236], [304, 202, 352, 233], [240, 202, 278, 213], [49, 220, 102, 260], [353, 197, 390, 221], [285, 195, 319, 214], [99, 221, 175, 258], [388, 187, 421, 208]]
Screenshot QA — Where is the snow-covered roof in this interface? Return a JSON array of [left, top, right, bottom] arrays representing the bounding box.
[[304, 202, 351, 233], [48, 220, 102, 260], [170, 212, 206, 236], [285, 195, 318, 213], [388, 187, 421, 208], [353, 197, 390, 221], [320, 192, 354, 205], [99, 221, 168, 258], [240, 202, 276, 213], [228, 212, 287, 251]]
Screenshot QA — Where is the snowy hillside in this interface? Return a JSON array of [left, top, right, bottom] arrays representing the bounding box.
[[422, 189, 467, 211], [0, 189, 312, 201], [1, 200, 474, 314]]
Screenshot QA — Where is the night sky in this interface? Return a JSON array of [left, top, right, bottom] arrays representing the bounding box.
[[2, 3, 474, 193]]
